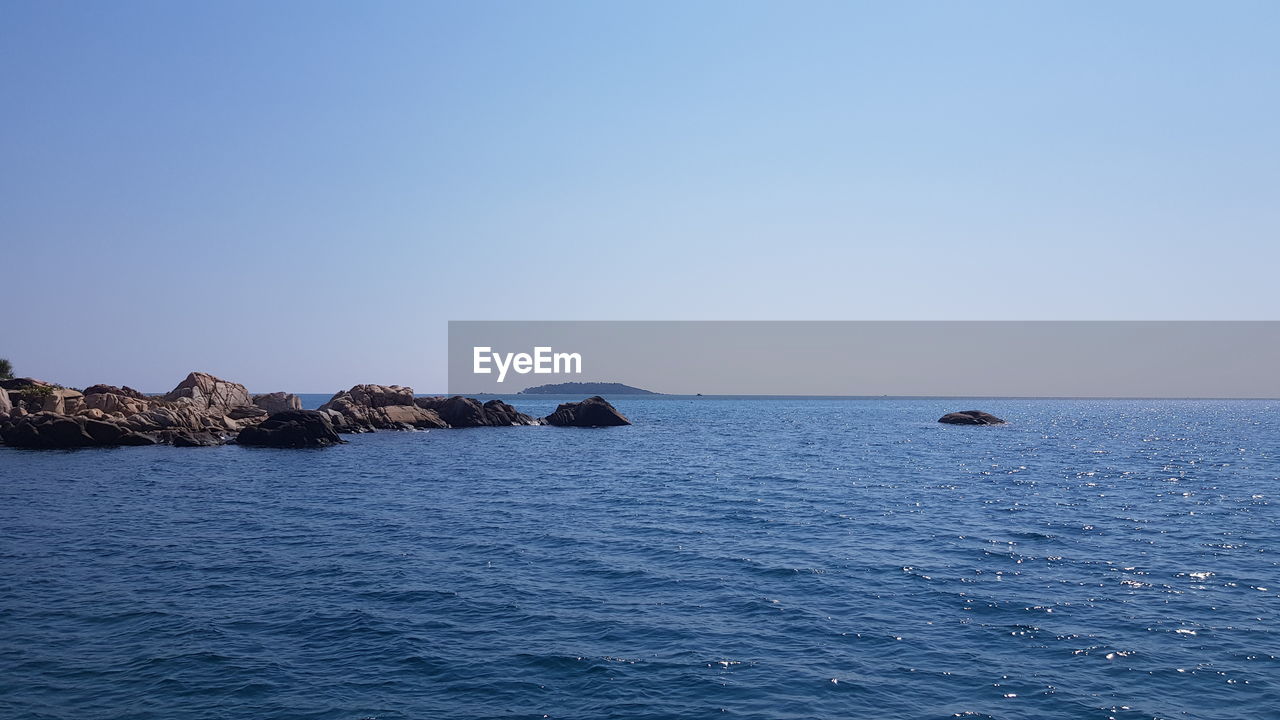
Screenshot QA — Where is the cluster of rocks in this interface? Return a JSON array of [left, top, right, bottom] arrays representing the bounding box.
[[0, 373, 633, 450], [0, 411, 158, 449], [308, 385, 630, 436], [0, 372, 304, 449]]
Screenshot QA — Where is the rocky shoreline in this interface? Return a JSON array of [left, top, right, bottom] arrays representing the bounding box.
[[0, 372, 632, 449]]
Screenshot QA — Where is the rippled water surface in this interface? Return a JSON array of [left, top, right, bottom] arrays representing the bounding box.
[[2, 396, 1277, 719]]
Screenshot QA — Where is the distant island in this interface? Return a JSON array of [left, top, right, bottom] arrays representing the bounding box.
[[519, 382, 658, 395]]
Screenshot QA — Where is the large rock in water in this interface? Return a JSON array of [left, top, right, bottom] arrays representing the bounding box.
[[164, 371, 252, 413], [938, 410, 1006, 425], [0, 412, 157, 448], [122, 371, 267, 435], [253, 392, 302, 414], [237, 410, 345, 448], [0, 388, 10, 416], [414, 395, 539, 428], [542, 396, 631, 427], [319, 385, 446, 431]]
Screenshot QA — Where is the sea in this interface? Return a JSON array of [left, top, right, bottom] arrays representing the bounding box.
[[1, 396, 1277, 719]]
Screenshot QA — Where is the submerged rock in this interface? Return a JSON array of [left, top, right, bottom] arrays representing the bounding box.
[[237, 410, 345, 448], [542, 396, 631, 427], [938, 410, 1006, 425], [414, 395, 539, 428]]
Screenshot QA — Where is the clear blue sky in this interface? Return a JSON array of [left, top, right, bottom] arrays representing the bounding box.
[[3, 1, 1278, 392]]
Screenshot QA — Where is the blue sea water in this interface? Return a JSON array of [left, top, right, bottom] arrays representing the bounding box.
[[1, 396, 1277, 720]]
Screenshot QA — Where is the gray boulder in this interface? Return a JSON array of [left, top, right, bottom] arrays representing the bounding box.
[[253, 392, 302, 414], [237, 410, 345, 448], [542, 396, 631, 427]]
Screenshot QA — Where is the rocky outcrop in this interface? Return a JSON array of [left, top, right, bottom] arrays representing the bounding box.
[[938, 410, 1006, 425], [39, 392, 61, 414], [84, 390, 151, 417], [253, 392, 302, 414], [107, 372, 270, 436], [84, 384, 149, 400], [319, 385, 447, 431], [318, 387, 539, 431], [123, 404, 237, 435], [62, 390, 85, 415], [0, 412, 157, 448], [414, 395, 539, 428], [0, 378, 52, 392], [237, 410, 345, 448], [39, 388, 85, 415], [338, 384, 413, 407], [164, 372, 253, 413], [228, 405, 269, 422], [2, 378, 59, 414], [542, 396, 631, 427], [0, 372, 297, 448], [0, 379, 84, 416], [0, 372, 628, 447]]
